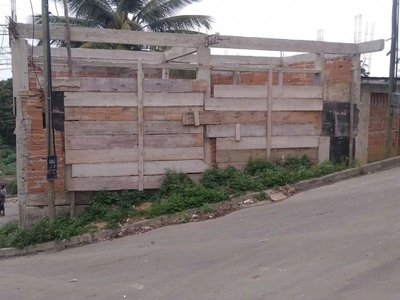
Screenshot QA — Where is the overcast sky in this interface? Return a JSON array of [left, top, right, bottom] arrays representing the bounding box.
[[0, 0, 394, 79]]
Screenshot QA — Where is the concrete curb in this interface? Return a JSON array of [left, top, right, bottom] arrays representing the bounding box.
[[2, 156, 400, 259]]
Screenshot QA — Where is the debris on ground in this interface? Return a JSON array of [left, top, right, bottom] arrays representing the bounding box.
[[69, 279, 78, 283]]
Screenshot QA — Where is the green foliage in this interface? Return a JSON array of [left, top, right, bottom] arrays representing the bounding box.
[[8, 178, 17, 195], [179, 213, 191, 223], [256, 191, 267, 201], [0, 146, 16, 176], [0, 155, 353, 249], [200, 203, 214, 214], [0, 79, 15, 148]]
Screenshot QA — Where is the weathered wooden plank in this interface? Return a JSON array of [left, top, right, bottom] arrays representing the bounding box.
[[65, 107, 138, 121], [207, 124, 321, 138], [51, 77, 207, 93], [211, 35, 359, 54], [273, 86, 323, 99], [210, 95, 323, 111], [216, 136, 319, 150], [216, 148, 319, 164], [144, 133, 203, 148], [214, 85, 323, 99], [267, 66, 273, 158], [144, 93, 204, 107], [145, 106, 203, 121], [214, 85, 268, 98], [65, 135, 138, 150], [66, 149, 137, 164], [32, 46, 164, 62], [71, 160, 207, 178], [183, 111, 321, 125], [273, 99, 323, 111], [65, 121, 137, 135], [144, 121, 203, 134], [72, 163, 138, 177], [318, 136, 331, 163], [138, 60, 144, 191], [145, 160, 208, 175], [68, 174, 203, 191], [205, 98, 267, 111], [66, 147, 204, 164], [69, 176, 139, 191], [64, 92, 137, 107], [17, 23, 204, 47]]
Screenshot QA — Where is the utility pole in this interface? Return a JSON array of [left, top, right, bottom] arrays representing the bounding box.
[[385, 0, 399, 158], [42, 0, 56, 220]]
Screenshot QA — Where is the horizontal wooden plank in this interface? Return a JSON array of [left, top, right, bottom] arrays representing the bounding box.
[[66, 147, 204, 164], [65, 107, 138, 121], [144, 93, 204, 107], [216, 136, 319, 150], [145, 107, 203, 121], [65, 121, 137, 135], [144, 121, 203, 134], [64, 92, 137, 107], [212, 35, 359, 54], [66, 135, 138, 150], [206, 124, 321, 138], [214, 85, 268, 98], [213, 85, 322, 99], [51, 77, 207, 93], [64, 92, 203, 107], [216, 148, 319, 164], [273, 86, 323, 99], [32, 46, 164, 62], [183, 111, 321, 125], [68, 174, 202, 191], [273, 99, 323, 111], [204, 98, 323, 111], [17, 23, 204, 47], [144, 134, 203, 148], [65, 133, 203, 150], [71, 160, 208, 177]]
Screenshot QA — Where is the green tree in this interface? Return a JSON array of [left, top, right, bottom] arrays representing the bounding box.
[[0, 79, 15, 148], [35, 0, 213, 50]]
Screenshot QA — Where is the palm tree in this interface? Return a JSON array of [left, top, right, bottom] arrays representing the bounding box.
[[34, 0, 213, 50]]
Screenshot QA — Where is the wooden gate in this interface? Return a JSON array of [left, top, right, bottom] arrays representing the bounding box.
[[368, 92, 399, 162]]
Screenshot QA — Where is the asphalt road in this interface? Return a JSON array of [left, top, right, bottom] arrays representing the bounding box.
[[1, 168, 400, 300]]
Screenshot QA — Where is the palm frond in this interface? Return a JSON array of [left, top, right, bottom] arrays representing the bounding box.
[[117, 0, 145, 14], [138, 0, 204, 24], [146, 15, 213, 32]]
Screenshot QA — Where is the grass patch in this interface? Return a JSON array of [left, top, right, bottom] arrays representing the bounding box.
[[0, 156, 352, 249]]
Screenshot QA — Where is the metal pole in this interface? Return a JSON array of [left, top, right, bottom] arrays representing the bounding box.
[[385, 0, 399, 158], [42, 0, 56, 220]]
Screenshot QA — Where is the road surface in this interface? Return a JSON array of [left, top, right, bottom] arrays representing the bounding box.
[[1, 168, 400, 300]]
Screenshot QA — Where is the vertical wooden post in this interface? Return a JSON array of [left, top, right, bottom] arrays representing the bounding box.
[[137, 60, 144, 191], [11, 39, 29, 228], [162, 68, 170, 79], [267, 65, 273, 159], [197, 46, 211, 165]]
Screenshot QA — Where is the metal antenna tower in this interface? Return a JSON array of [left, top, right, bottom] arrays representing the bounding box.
[[317, 29, 324, 41]]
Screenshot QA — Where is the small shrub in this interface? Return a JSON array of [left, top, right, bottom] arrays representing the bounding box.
[[200, 203, 214, 213], [8, 177, 17, 194], [256, 191, 267, 201], [180, 213, 190, 223]]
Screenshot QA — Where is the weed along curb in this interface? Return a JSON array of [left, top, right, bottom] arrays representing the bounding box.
[[2, 156, 400, 259]]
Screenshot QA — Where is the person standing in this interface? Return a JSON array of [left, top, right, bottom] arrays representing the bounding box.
[[0, 185, 6, 216]]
